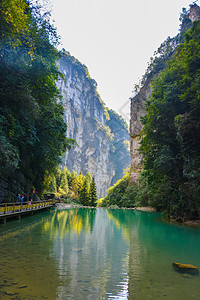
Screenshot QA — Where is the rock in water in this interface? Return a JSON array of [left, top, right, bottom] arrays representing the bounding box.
[[172, 262, 199, 275]]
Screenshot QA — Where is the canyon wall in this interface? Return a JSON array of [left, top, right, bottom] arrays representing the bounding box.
[[58, 52, 130, 197]]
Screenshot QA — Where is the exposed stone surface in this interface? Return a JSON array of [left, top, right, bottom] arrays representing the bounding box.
[[129, 79, 151, 183], [58, 52, 130, 197], [129, 4, 200, 184], [172, 262, 199, 275], [135, 207, 156, 212], [188, 3, 200, 22]]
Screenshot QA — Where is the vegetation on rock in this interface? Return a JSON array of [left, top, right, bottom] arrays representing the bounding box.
[[98, 173, 138, 208], [102, 19, 200, 220], [138, 20, 200, 219]]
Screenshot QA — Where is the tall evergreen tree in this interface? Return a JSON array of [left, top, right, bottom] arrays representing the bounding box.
[[89, 177, 97, 207], [79, 178, 90, 206], [85, 172, 92, 192], [59, 167, 69, 195], [43, 172, 57, 194]]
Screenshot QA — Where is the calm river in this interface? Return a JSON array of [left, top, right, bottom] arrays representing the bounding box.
[[0, 208, 200, 299]]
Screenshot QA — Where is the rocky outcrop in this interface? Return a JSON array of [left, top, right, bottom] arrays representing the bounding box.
[[188, 3, 200, 22], [129, 79, 151, 183], [129, 4, 200, 184], [172, 262, 199, 275], [57, 52, 130, 198]]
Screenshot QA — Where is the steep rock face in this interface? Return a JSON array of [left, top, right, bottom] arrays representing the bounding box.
[[188, 3, 200, 22], [129, 80, 151, 183], [106, 109, 130, 185], [57, 52, 130, 197], [129, 4, 200, 183]]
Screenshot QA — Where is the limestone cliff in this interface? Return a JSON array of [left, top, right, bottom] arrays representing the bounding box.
[[129, 80, 151, 183], [57, 52, 130, 197], [129, 3, 200, 183]]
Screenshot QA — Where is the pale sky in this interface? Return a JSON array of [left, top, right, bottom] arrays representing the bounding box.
[[51, 0, 196, 121]]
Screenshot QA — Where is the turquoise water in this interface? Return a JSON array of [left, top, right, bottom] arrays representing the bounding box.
[[0, 208, 200, 299]]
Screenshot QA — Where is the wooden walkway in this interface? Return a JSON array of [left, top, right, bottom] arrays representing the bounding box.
[[0, 200, 55, 224]]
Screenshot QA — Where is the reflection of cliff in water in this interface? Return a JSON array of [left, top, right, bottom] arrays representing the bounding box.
[[51, 208, 130, 299], [1, 208, 199, 299]]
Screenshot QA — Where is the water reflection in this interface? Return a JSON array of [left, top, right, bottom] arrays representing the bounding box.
[[0, 211, 60, 299], [0, 208, 200, 299], [127, 211, 200, 300], [42, 208, 97, 238], [50, 208, 129, 299]]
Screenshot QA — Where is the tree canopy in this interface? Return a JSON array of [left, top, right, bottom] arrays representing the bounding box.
[[139, 20, 200, 219], [0, 0, 75, 197]]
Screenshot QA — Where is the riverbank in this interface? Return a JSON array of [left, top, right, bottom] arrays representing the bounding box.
[[55, 203, 82, 209], [172, 219, 200, 229], [55, 203, 200, 229], [55, 203, 157, 212], [134, 207, 156, 212], [55, 203, 96, 209]]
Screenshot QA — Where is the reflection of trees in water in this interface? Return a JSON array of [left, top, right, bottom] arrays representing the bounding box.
[[127, 211, 200, 299], [106, 209, 138, 242], [0, 211, 51, 242], [43, 208, 97, 238], [51, 208, 130, 299], [0, 211, 60, 299]]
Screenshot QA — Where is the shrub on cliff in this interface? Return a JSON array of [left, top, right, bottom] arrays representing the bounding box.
[[99, 175, 137, 208]]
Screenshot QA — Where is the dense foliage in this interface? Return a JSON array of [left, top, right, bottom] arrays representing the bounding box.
[[99, 174, 138, 208], [101, 20, 200, 219], [139, 20, 200, 219], [43, 168, 97, 206], [0, 0, 75, 197]]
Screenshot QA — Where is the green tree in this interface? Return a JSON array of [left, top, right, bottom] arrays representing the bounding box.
[[69, 170, 78, 186], [85, 172, 92, 191], [43, 172, 57, 194], [139, 20, 200, 219], [89, 177, 97, 207], [64, 167, 72, 186], [0, 0, 75, 198], [59, 167, 69, 196], [55, 168, 62, 190], [79, 178, 90, 206]]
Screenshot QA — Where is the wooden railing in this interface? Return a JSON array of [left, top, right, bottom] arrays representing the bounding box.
[[0, 200, 55, 215]]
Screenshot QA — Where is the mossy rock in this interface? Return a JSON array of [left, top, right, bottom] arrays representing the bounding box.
[[172, 262, 199, 275]]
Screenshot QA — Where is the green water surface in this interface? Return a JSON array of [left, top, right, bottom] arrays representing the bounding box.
[[0, 208, 200, 299]]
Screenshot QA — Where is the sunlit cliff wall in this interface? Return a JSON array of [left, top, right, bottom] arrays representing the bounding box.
[[57, 52, 130, 197]]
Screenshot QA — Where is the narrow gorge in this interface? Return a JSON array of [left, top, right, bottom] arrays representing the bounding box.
[[57, 52, 130, 198]]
